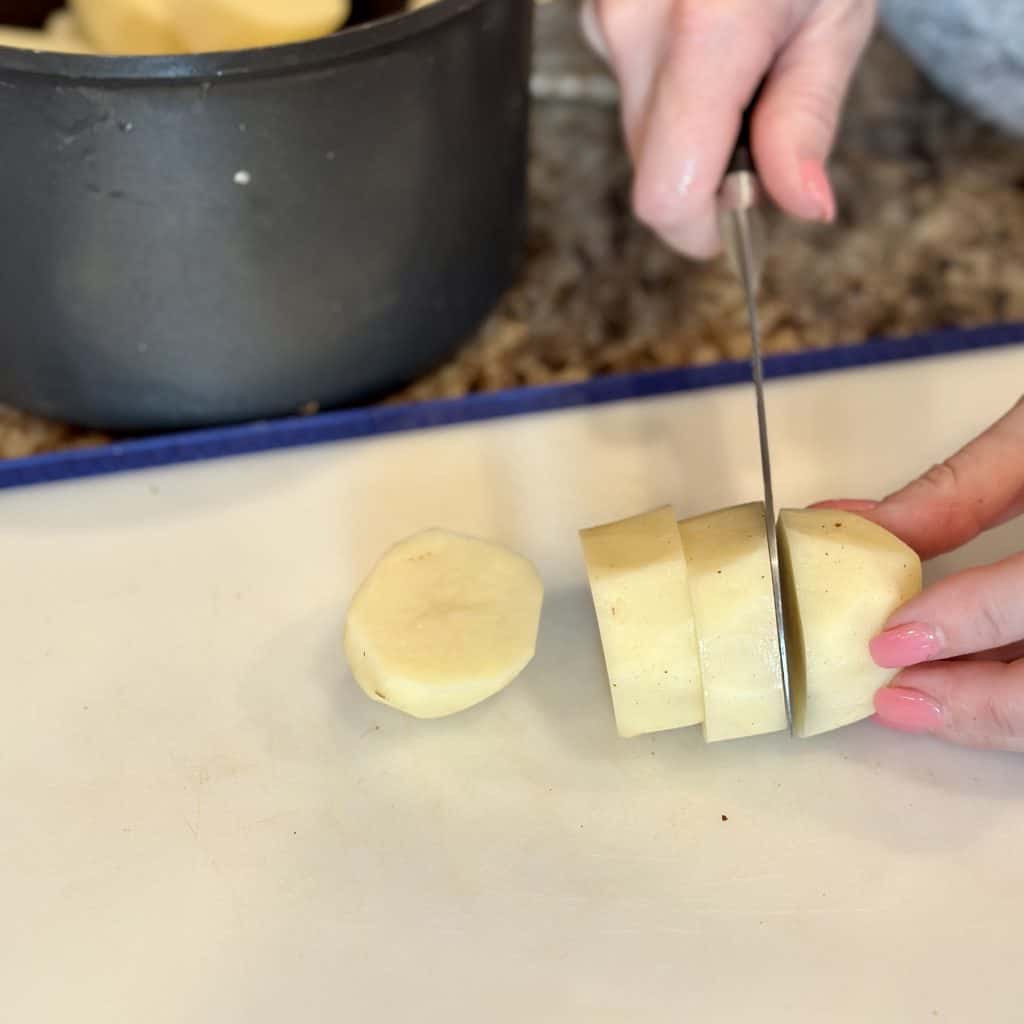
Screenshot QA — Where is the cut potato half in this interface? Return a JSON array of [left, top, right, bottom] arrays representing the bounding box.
[[167, 0, 350, 53], [44, 8, 88, 43], [0, 22, 94, 53], [70, 0, 185, 54], [580, 506, 703, 738], [779, 509, 922, 738], [678, 502, 786, 742], [344, 529, 543, 719]]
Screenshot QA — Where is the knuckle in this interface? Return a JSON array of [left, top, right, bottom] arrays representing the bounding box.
[[916, 459, 986, 541], [978, 688, 1018, 741], [918, 461, 967, 517], [943, 665, 1024, 750], [631, 168, 716, 257], [837, 0, 878, 40], [667, 0, 734, 45], [975, 595, 1012, 651], [921, 460, 962, 495], [791, 83, 842, 140]]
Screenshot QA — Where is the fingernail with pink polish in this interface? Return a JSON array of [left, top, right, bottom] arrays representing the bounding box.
[[870, 623, 943, 668], [799, 159, 836, 223], [874, 687, 944, 735]]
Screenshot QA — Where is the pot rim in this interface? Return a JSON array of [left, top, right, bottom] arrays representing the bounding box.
[[0, 0, 481, 83]]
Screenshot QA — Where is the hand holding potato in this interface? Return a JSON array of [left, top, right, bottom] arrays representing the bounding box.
[[816, 397, 1024, 751]]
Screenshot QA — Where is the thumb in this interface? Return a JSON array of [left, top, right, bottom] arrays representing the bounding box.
[[751, 0, 876, 222], [874, 661, 1024, 752]]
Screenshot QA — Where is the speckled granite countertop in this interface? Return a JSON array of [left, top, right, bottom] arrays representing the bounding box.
[[3, 0, 1022, 459]]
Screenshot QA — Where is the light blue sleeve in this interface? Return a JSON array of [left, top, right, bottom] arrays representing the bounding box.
[[880, 0, 1024, 135]]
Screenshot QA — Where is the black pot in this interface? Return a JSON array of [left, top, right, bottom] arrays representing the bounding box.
[[0, 0, 532, 431]]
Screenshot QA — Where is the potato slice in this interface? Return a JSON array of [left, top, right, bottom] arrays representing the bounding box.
[[580, 507, 703, 738], [344, 529, 543, 719], [167, 0, 350, 53], [678, 502, 787, 742], [778, 509, 922, 738], [69, 0, 184, 54], [0, 22, 94, 53]]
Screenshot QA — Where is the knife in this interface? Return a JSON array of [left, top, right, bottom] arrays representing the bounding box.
[[717, 98, 794, 735]]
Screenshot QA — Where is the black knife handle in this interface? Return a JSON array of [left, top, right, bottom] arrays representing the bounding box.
[[725, 78, 766, 176]]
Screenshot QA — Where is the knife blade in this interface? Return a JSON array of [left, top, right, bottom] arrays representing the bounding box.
[[718, 106, 794, 735]]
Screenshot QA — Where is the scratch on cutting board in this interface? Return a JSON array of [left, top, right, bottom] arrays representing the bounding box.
[[696, 905, 878, 918], [583, 851, 694, 866], [693, 873, 787, 886], [184, 756, 253, 832], [585, 853, 788, 887], [601, 926, 703, 938], [180, 818, 248, 939], [247, 812, 289, 830]]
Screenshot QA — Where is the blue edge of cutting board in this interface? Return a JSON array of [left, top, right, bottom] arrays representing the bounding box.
[[2, 321, 1022, 492]]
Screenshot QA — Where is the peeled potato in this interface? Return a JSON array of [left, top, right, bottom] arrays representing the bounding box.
[[779, 509, 922, 738], [344, 529, 543, 719], [678, 502, 787, 743], [0, 22, 94, 53], [44, 8, 85, 41], [167, 0, 350, 53], [579, 506, 704, 738], [69, 0, 184, 54]]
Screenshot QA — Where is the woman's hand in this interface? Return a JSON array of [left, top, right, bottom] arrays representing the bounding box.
[[816, 397, 1024, 751], [580, 0, 877, 258]]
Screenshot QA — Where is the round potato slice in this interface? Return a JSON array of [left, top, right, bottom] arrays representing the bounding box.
[[678, 501, 787, 743], [344, 529, 544, 719], [779, 509, 922, 738], [579, 506, 704, 738]]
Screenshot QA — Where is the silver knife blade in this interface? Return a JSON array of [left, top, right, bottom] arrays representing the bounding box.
[[719, 171, 794, 736]]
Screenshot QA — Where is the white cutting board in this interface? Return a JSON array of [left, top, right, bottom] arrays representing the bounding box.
[[2, 345, 1023, 1023]]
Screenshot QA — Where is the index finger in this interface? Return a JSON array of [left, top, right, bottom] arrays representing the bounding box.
[[816, 396, 1024, 560]]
